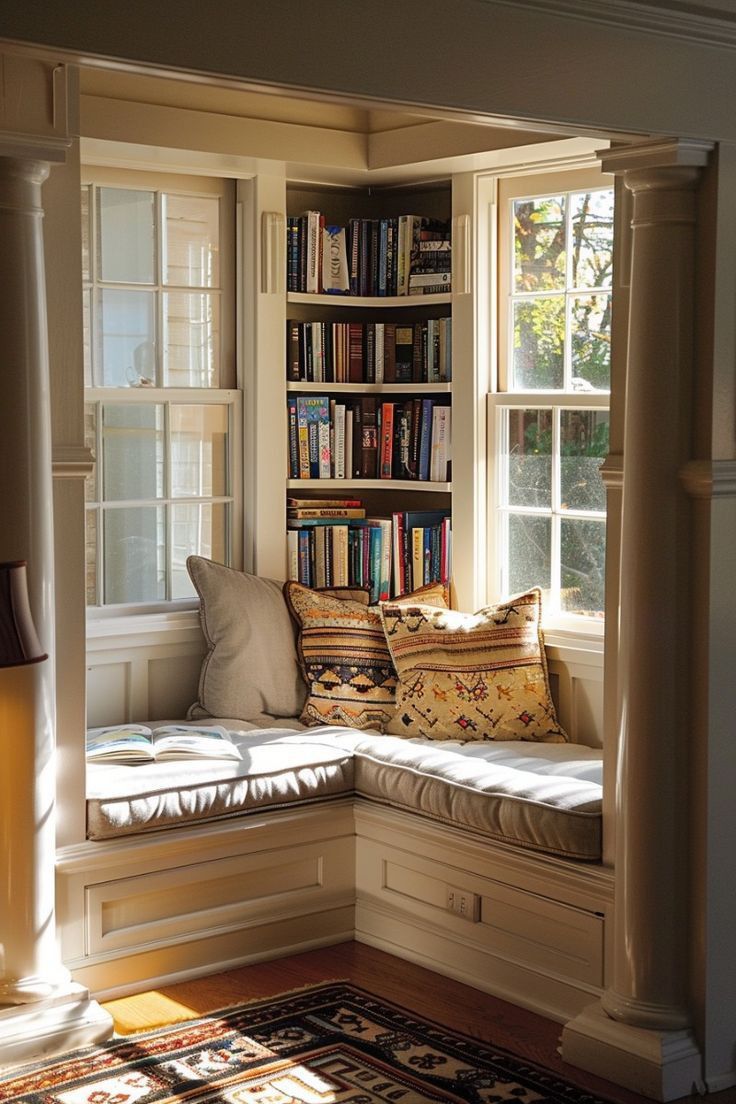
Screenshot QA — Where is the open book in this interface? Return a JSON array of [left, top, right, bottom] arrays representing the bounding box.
[[85, 724, 242, 764]]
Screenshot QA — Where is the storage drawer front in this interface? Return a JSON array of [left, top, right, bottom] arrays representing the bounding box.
[[86, 837, 352, 954], [358, 838, 604, 988]]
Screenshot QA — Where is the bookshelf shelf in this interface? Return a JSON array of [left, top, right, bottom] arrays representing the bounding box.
[[287, 478, 451, 493], [287, 292, 452, 308], [287, 382, 452, 394]]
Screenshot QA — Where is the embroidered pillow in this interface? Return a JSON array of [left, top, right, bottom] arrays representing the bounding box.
[[284, 581, 448, 732], [380, 588, 567, 743]]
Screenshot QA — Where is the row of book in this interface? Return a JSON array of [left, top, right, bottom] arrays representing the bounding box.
[[287, 318, 452, 385], [287, 211, 452, 296], [287, 499, 451, 601], [287, 394, 451, 482]]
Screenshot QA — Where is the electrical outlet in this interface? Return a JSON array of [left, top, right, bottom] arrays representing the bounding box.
[[446, 885, 480, 922]]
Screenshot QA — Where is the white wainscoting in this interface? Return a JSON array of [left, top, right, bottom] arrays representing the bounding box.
[[85, 614, 605, 745], [86, 611, 205, 726]]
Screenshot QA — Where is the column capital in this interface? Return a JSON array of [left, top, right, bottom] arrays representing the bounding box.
[[597, 138, 713, 177], [0, 55, 74, 164]]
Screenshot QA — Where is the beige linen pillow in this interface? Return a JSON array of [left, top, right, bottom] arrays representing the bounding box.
[[187, 556, 308, 722], [380, 588, 567, 743], [284, 581, 448, 732]]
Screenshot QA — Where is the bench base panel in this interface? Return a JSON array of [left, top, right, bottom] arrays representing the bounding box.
[[57, 800, 612, 1021]]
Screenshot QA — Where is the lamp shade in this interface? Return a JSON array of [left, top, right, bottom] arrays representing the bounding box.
[[0, 561, 47, 668]]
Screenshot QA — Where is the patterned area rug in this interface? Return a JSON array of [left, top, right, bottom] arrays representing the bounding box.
[[0, 982, 612, 1103]]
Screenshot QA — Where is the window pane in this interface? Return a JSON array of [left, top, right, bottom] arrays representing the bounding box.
[[171, 405, 228, 497], [163, 194, 219, 288], [81, 185, 91, 281], [507, 513, 551, 595], [512, 298, 564, 389], [561, 410, 609, 512], [171, 502, 229, 598], [98, 187, 155, 284], [571, 294, 611, 390], [570, 189, 614, 290], [84, 404, 98, 502], [85, 509, 98, 605], [513, 196, 565, 292], [98, 289, 156, 387], [102, 404, 164, 501], [83, 288, 93, 387], [103, 506, 166, 604], [163, 292, 220, 387], [505, 409, 552, 508], [561, 517, 606, 616]]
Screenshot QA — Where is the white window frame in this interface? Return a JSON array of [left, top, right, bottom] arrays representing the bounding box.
[[82, 166, 242, 618], [481, 166, 614, 640]]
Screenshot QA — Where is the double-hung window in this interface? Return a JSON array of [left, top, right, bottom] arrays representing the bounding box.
[[82, 169, 240, 608], [489, 172, 614, 623]]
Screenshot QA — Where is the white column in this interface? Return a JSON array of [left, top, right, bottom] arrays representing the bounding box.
[[0, 154, 112, 1067], [562, 139, 712, 1102], [0, 158, 61, 1003]]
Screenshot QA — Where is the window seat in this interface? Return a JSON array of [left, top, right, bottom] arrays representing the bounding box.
[[86, 723, 603, 861]]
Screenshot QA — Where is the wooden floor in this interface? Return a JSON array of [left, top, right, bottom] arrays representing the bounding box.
[[101, 942, 735, 1104]]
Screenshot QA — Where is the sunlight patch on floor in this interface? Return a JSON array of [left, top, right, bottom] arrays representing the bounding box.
[[103, 990, 201, 1034]]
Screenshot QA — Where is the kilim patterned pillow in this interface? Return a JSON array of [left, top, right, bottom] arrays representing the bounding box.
[[380, 588, 568, 742], [284, 581, 448, 731]]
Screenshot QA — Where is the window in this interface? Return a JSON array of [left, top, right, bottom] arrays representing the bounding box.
[[490, 176, 614, 622], [82, 171, 239, 608]]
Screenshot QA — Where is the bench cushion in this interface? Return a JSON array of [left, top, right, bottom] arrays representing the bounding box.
[[327, 730, 602, 860], [86, 727, 353, 840], [87, 723, 602, 859]]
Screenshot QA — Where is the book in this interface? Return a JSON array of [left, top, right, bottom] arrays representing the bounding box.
[[288, 497, 363, 508], [322, 225, 349, 293], [359, 396, 378, 478], [394, 326, 414, 382], [418, 397, 435, 481], [288, 507, 366, 518], [303, 209, 321, 293], [380, 402, 394, 478], [86, 724, 242, 764], [295, 395, 330, 478], [287, 397, 299, 479]]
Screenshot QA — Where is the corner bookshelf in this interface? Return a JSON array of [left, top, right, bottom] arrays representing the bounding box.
[[283, 182, 454, 598]]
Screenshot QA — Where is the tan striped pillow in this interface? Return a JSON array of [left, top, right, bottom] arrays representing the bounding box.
[[284, 581, 448, 731], [380, 588, 567, 742]]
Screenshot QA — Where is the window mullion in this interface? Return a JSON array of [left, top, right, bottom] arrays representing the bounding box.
[[551, 407, 562, 615], [156, 191, 164, 388], [564, 194, 573, 392], [96, 400, 104, 606], [164, 401, 172, 602]]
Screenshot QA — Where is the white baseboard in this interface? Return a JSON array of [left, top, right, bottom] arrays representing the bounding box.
[[356, 899, 600, 1024]]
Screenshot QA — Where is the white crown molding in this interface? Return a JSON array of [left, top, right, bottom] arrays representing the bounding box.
[[52, 445, 94, 478], [598, 138, 714, 175], [680, 458, 736, 497], [487, 0, 736, 50], [600, 453, 624, 490]]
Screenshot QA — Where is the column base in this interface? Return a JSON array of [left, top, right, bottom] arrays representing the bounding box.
[[0, 982, 113, 1073], [561, 1002, 704, 1102]]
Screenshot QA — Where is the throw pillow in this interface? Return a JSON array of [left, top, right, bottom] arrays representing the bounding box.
[[187, 556, 310, 722], [284, 580, 448, 732], [187, 557, 373, 723], [380, 588, 567, 743]]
